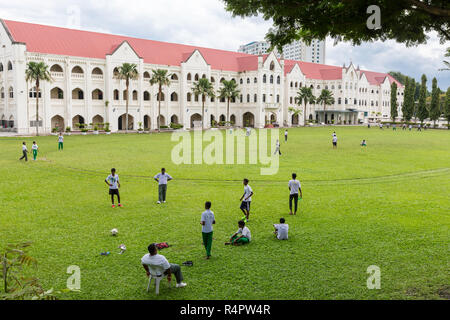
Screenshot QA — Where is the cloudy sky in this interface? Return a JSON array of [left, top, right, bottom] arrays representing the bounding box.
[[1, 0, 448, 89]]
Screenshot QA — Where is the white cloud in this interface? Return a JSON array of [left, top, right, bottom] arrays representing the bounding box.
[[1, 0, 448, 88]]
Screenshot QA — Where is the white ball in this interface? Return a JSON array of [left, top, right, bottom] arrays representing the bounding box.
[[111, 228, 118, 236]]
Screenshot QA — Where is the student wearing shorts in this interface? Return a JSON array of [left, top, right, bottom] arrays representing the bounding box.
[[240, 178, 253, 222], [105, 168, 122, 208]]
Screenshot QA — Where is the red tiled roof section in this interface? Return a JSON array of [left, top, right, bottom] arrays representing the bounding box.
[[361, 70, 403, 87], [3, 19, 254, 71]]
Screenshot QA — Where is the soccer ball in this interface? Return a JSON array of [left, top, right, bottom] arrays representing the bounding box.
[[111, 228, 118, 236]]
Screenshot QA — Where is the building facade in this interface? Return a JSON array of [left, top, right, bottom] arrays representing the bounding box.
[[0, 20, 403, 134]]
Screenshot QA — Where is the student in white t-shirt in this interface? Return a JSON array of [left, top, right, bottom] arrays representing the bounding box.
[[141, 243, 187, 288], [58, 133, 64, 150], [32, 141, 39, 161], [19, 142, 29, 162], [274, 218, 289, 240], [105, 168, 122, 208], [274, 139, 281, 155], [201, 201, 215, 259], [332, 135, 338, 149], [154, 168, 173, 204], [240, 178, 253, 222], [225, 220, 251, 246], [288, 173, 302, 215], [284, 129, 288, 142]]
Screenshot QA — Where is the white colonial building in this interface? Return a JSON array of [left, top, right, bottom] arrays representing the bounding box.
[[0, 19, 404, 134]]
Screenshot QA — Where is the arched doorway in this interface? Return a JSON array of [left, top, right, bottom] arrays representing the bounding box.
[[210, 114, 215, 126], [170, 115, 178, 125], [243, 112, 255, 127], [118, 114, 134, 130], [144, 115, 151, 130], [92, 115, 104, 126], [191, 113, 202, 128], [157, 115, 165, 127], [325, 113, 328, 124], [230, 114, 236, 125], [315, 114, 319, 122], [72, 115, 85, 128], [51, 115, 64, 130], [292, 114, 299, 125], [270, 113, 277, 123], [219, 114, 226, 122]]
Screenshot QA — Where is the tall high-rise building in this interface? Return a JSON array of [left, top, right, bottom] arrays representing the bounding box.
[[238, 39, 326, 64]]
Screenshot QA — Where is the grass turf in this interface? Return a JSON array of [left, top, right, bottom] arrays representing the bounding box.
[[0, 126, 449, 300]]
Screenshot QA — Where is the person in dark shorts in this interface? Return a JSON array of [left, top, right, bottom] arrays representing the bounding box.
[[240, 178, 253, 222], [332, 134, 338, 149], [105, 168, 122, 208]]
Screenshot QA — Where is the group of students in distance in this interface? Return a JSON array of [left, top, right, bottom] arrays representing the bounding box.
[[19, 133, 64, 161]]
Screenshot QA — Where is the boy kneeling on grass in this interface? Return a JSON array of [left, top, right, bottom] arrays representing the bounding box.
[[225, 220, 251, 246]]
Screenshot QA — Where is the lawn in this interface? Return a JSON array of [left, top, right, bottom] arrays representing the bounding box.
[[0, 126, 449, 300]]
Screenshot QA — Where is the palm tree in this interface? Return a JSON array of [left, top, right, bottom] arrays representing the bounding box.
[[217, 79, 240, 126], [295, 87, 316, 126], [288, 107, 303, 126], [117, 63, 138, 133], [316, 89, 335, 124], [192, 78, 215, 130], [25, 62, 52, 136], [149, 69, 171, 132]]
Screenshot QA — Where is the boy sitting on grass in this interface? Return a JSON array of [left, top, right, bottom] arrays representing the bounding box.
[[273, 218, 289, 240], [225, 220, 251, 246]]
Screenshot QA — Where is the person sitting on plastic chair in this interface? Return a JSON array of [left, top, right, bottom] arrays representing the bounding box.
[[141, 243, 186, 294]]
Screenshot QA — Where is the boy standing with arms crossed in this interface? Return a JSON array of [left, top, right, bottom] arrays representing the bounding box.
[[105, 168, 122, 208], [201, 201, 215, 260]]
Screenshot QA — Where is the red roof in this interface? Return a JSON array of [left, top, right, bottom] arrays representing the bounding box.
[[3, 19, 400, 86], [360, 70, 403, 87]]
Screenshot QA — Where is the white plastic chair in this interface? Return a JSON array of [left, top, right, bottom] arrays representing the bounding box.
[[146, 264, 171, 295]]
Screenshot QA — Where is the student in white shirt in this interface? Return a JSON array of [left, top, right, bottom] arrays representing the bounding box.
[[288, 173, 302, 215], [240, 178, 253, 222], [19, 142, 29, 161], [274, 139, 281, 155], [32, 141, 39, 161], [201, 201, 216, 259], [274, 218, 289, 240], [225, 220, 251, 245], [141, 243, 187, 288], [284, 129, 288, 142], [332, 135, 338, 149], [105, 168, 122, 208], [154, 168, 173, 204], [58, 133, 64, 150]]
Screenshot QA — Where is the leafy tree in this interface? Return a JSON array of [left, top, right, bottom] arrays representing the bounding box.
[[192, 78, 215, 130], [217, 80, 240, 125], [439, 47, 450, 71], [388, 71, 408, 85], [429, 77, 441, 126], [117, 63, 139, 133], [288, 107, 303, 125], [150, 69, 171, 132], [295, 86, 316, 126], [445, 87, 450, 128], [390, 82, 398, 121], [25, 62, 53, 136], [223, 0, 450, 50], [402, 77, 411, 121], [316, 89, 335, 124], [417, 74, 428, 123]]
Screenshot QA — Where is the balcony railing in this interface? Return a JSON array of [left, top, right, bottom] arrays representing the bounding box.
[[264, 103, 281, 109], [51, 72, 64, 78], [92, 74, 104, 80], [71, 73, 85, 79]]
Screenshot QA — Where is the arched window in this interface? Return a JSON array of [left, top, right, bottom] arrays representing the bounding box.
[[157, 92, 165, 101], [247, 78, 250, 84], [143, 71, 151, 79], [290, 97, 293, 104], [9, 87, 14, 98], [92, 67, 103, 75], [50, 64, 63, 73], [171, 74, 178, 80], [277, 76, 280, 84], [240, 94, 243, 103], [0, 63, 3, 72], [295, 82, 298, 88], [187, 93, 192, 102], [220, 77, 225, 83], [132, 90, 138, 101], [331, 85, 335, 90], [254, 94, 257, 102], [29, 87, 42, 98], [195, 94, 199, 102], [92, 89, 103, 100], [143, 91, 150, 101], [270, 75, 274, 84], [338, 97, 342, 104], [263, 94, 266, 102], [210, 77, 215, 83], [240, 79, 243, 84], [51, 87, 64, 99], [345, 98, 348, 104], [202, 74, 206, 79], [270, 61, 275, 71], [263, 74, 267, 83], [194, 74, 199, 81], [113, 67, 119, 77], [187, 73, 192, 81], [0, 87, 4, 99], [254, 77, 257, 83], [71, 66, 84, 74], [247, 94, 250, 103], [276, 95, 280, 103], [7, 61, 12, 71], [171, 92, 178, 102], [290, 82, 293, 88], [317, 85, 320, 89], [114, 89, 119, 100], [123, 90, 127, 100], [231, 78, 236, 83]]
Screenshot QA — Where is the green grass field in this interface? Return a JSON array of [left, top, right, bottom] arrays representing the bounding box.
[[0, 126, 449, 300]]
